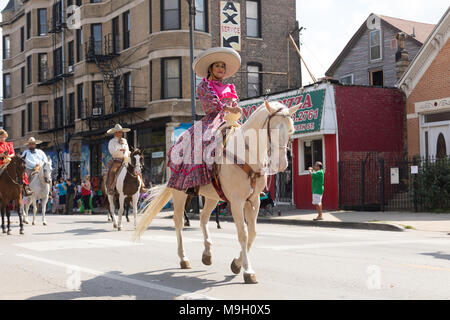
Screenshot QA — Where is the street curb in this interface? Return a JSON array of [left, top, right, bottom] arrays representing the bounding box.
[[176, 215, 405, 232]]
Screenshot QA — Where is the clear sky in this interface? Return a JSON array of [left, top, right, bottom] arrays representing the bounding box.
[[296, 0, 449, 85], [0, 0, 448, 97]]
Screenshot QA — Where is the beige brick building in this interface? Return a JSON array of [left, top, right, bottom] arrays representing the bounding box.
[[398, 8, 450, 159], [1, 0, 301, 183]]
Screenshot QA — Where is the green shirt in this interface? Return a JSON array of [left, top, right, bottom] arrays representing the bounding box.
[[311, 170, 324, 195]]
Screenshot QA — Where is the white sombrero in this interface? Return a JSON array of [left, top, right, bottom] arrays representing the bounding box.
[[25, 137, 43, 146], [193, 47, 241, 79], [107, 124, 131, 135]]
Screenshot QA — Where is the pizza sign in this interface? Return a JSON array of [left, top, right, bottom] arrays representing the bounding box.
[[220, 1, 241, 51]]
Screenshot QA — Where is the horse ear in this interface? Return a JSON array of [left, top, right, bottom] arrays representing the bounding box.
[[289, 103, 301, 116], [264, 99, 273, 114]]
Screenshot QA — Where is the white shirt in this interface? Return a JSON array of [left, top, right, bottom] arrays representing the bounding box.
[[108, 137, 130, 160], [21, 149, 47, 170]]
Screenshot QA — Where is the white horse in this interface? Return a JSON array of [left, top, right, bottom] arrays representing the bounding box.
[[134, 101, 300, 284], [107, 149, 143, 231], [24, 157, 52, 226]]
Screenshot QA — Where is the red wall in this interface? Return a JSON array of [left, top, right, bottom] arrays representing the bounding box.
[[292, 135, 339, 210], [334, 85, 405, 159]]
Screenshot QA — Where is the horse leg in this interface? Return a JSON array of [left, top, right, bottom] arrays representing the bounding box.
[[6, 205, 11, 235], [32, 199, 37, 225], [17, 198, 24, 235], [24, 199, 30, 224], [107, 195, 117, 229], [131, 193, 139, 229], [117, 193, 125, 231], [200, 198, 218, 266], [244, 200, 259, 253], [230, 199, 257, 284], [1, 203, 6, 233], [42, 197, 48, 226], [172, 190, 191, 269], [216, 205, 221, 229], [126, 198, 130, 223]]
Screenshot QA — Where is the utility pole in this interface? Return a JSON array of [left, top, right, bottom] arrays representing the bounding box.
[[61, 0, 67, 178], [187, 0, 197, 123]]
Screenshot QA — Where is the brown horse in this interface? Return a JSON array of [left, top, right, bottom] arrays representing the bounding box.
[[0, 155, 27, 235]]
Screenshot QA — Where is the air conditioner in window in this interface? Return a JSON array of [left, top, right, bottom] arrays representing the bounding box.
[[68, 65, 74, 73], [92, 108, 102, 116]]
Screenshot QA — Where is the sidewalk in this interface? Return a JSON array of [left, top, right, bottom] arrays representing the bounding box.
[[175, 206, 450, 233]]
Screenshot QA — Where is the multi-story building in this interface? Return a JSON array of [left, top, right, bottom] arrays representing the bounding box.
[[1, 0, 301, 184]]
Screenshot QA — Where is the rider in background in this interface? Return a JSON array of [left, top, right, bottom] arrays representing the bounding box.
[[0, 130, 33, 196], [21, 137, 47, 196]]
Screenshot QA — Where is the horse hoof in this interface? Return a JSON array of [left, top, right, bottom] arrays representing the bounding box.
[[118, 227, 122, 231], [7, 230, 12, 236], [107, 218, 112, 222], [32, 222, 35, 226], [43, 222, 47, 226], [2, 229, 6, 234], [231, 259, 241, 275], [243, 273, 258, 284], [113, 224, 118, 229], [202, 254, 212, 266], [24, 220, 29, 225], [180, 260, 192, 269], [20, 229, 24, 235], [126, 218, 130, 223]]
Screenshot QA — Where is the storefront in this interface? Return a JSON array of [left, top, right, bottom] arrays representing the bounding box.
[[240, 81, 405, 210]]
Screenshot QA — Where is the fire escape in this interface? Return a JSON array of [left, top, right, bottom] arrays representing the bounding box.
[[83, 32, 147, 132]]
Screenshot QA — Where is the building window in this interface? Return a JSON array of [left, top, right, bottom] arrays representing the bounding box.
[[38, 9, 48, 36], [340, 74, 353, 85], [26, 12, 31, 39], [68, 93, 75, 125], [91, 0, 102, 3], [20, 27, 25, 52], [39, 101, 49, 130], [21, 67, 25, 93], [161, 57, 181, 99], [77, 83, 84, 119], [3, 35, 10, 59], [27, 55, 32, 85], [92, 81, 104, 114], [123, 72, 132, 108], [112, 16, 120, 54], [68, 41, 74, 67], [424, 111, 450, 123], [21, 110, 26, 137], [3, 74, 11, 99], [246, 0, 261, 38], [91, 23, 102, 55], [38, 53, 48, 82], [76, 28, 83, 62], [370, 29, 381, 61], [302, 139, 323, 172], [161, 0, 180, 31], [52, 1, 62, 30], [123, 11, 130, 49], [195, 0, 208, 32], [3, 115, 12, 133], [54, 97, 64, 128], [54, 47, 63, 76], [27, 103, 33, 132], [247, 63, 262, 98], [369, 69, 383, 86]]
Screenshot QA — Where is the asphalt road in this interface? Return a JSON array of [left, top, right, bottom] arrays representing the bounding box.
[[0, 213, 449, 300]]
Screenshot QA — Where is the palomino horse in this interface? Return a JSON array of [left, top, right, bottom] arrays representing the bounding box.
[[106, 149, 144, 231], [23, 157, 52, 226], [0, 155, 27, 235], [134, 101, 300, 284]]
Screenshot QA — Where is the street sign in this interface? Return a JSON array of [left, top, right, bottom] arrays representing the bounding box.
[[220, 1, 241, 51]]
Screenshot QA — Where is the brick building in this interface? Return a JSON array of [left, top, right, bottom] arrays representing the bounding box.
[[240, 81, 405, 209], [1, 0, 301, 183], [398, 8, 450, 158]]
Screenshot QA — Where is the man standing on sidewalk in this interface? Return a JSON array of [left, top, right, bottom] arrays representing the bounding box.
[[66, 179, 75, 215], [309, 162, 324, 221]]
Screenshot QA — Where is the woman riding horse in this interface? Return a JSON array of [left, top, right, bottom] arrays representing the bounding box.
[[0, 129, 32, 196], [167, 47, 242, 194]]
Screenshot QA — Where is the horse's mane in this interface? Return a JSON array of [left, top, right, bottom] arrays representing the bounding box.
[[243, 101, 294, 133]]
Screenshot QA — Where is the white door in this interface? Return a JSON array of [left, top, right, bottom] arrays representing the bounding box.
[[428, 125, 450, 158]]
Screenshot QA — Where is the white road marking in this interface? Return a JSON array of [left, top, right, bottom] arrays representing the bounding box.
[[16, 253, 215, 300], [15, 239, 142, 252], [258, 239, 450, 251]]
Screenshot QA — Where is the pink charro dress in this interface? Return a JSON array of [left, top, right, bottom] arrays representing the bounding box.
[[167, 78, 238, 191]]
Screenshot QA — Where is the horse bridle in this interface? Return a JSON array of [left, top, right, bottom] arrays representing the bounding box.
[[127, 155, 142, 178], [4, 160, 23, 187]]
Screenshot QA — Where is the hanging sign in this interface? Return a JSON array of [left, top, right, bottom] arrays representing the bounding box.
[[239, 89, 326, 135], [220, 1, 241, 51]]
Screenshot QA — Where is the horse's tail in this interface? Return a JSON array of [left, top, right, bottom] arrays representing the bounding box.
[[132, 184, 172, 242]]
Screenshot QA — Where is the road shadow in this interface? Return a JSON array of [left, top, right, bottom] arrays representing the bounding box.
[[421, 251, 450, 261], [27, 268, 239, 300], [33, 228, 114, 236]]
